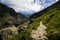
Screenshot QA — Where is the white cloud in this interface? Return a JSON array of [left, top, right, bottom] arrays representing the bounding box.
[[0, 0, 59, 14]]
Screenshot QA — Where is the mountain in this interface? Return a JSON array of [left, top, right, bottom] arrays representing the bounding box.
[[7, 1, 60, 40], [0, 3, 27, 29], [0, 0, 58, 16], [29, 0, 59, 19], [0, 0, 60, 40]]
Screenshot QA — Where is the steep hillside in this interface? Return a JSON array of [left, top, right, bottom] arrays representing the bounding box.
[[0, 3, 27, 29], [29, 1, 60, 40]]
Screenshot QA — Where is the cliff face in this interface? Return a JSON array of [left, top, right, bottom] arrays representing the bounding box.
[[0, 3, 27, 29]]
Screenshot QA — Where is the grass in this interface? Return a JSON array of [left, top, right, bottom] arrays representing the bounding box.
[[0, 12, 12, 29], [3, 1, 60, 40], [39, 2, 60, 40], [9, 2, 60, 40]]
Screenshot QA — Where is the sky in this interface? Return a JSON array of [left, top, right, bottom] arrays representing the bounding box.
[[0, 0, 59, 15]]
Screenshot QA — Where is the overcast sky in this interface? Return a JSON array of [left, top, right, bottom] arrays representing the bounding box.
[[0, 0, 59, 15]]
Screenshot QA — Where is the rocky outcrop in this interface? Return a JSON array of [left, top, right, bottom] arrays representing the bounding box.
[[0, 26, 18, 40]]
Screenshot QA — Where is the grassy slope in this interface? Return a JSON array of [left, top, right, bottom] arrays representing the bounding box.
[[7, 1, 60, 40], [28, 1, 60, 40], [39, 1, 60, 40]]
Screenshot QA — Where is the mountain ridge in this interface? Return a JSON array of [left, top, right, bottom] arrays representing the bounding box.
[[0, 3, 27, 29]]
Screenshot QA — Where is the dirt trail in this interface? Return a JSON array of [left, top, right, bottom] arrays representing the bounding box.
[[31, 21, 48, 40]]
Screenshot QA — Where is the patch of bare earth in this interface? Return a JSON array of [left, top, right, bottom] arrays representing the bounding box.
[[31, 21, 48, 40]]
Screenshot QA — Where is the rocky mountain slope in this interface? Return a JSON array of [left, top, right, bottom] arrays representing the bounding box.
[[0, 3, 27, 29]]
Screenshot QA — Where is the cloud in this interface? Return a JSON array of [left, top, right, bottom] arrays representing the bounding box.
[[0, 0, 59, 15]]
